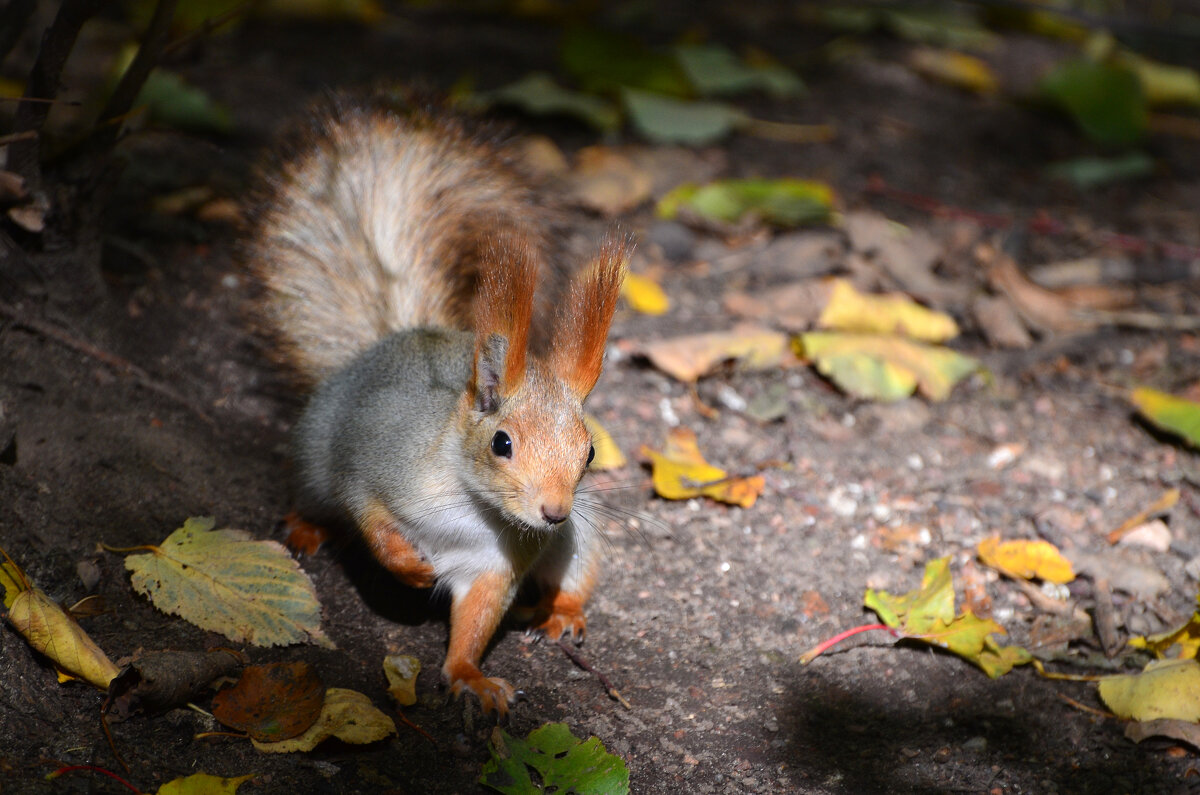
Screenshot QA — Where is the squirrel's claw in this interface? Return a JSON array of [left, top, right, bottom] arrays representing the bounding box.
[[448, 672, 517, 717], [530, 607, 587, 645]]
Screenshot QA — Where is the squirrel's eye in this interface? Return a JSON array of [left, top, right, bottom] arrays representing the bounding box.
[[491, 431, 512, 458], [586, 444, 595, 466]]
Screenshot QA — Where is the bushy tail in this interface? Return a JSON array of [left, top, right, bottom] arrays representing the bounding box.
[[246, 93, 550, 385]]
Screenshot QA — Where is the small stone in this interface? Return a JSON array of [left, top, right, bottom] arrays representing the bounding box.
[[963, 736, 988, 752]]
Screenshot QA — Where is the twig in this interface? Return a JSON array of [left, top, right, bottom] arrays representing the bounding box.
[[0, 130, 38, 147], [395, 709, 437, 745], [93, 0, 179, 148], [555, 638, 631, 709], [0, 299, 214, 425], [98, 715, 131, 775], [1056, 692, 1113, 718]]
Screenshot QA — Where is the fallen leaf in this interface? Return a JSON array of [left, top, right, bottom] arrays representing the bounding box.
[[127, 62, 233, 133], [908, 48, 998, 94], [658, 178, 834, 227], [584, 414, 626, 471], [0, 551, 29, 609], [640, 325, 792, 382], [383, 654, 420, 707], [562, 147, 653, 215], [1098, 658, 1200, 722], [1131, 388, 1200, 448], [674, 43, 805, 98], [561, 27, 691, 97], [972, 295, 1034, 350], [212, 662, 325, 742], [985, 249, 1094, 334], [252, 687, 395, 752], [1117, 51, 1200, 108], [480, 722, 630, 795], [797, 332, 980, 402], [156, 773, 255, 795], [621, 88, 747, 146], [1125, 718, 1200, 750], [123, 516, 333, 648], [488, 73, 620, 132], [1045, 152, 1154, 189], [6, 587, 120, 689], [105, 649, 244, 721], [1129, 607, 1200, 660], [841, 211, 957, 305], [620, 272, 669, 315], [817, 278, 959, 342], [725, 278, 834, 333], [977, 536, 1075, 584], [640, 427, 765, 508], [881, 7, 996, 50], [1107, 488, 1179, 545], [1040, 58, 1146, 145]]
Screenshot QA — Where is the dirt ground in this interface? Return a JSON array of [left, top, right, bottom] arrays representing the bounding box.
[[3, 4, 1200, 794]]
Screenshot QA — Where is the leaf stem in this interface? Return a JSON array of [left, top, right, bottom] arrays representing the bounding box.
[[800, 623, 896, 663]]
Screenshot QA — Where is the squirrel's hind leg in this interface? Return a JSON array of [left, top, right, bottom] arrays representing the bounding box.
[[359, 500, 437, 588]]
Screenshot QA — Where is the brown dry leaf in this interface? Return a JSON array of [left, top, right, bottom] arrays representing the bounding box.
[[1051, 283, 1137, 311], [984, 247, 1094, 334], [7, 587, 120, 689], [105, 649, 245, 721], [977, 536, 1075, 584], [383, 654, 420, 707], [639, 325, 792, 382], [213, 661, 325, 742], [724, 279, 832, 333], [563, 146, 653, 216], [511, 135, 570, 179], [251, 687, 396, 752], [972, 294, 1034, 349], [817, 278, 959, 342], [0, 170, 27, 203], [1125, 718, 1200, 750], [640, 427, 765, 507], [842, 211, 958, 305], [1107, 488, 1180, 544]]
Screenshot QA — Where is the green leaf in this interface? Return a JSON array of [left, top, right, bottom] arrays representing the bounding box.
[[1040, 58, 1146, 145], [797, 332, 979, 402], [881, 8, 996, 50], [136, 68, 234, 133], [1045, 152, 1154, 189], [1118, 52, 1200, 108], [674, 44, 804, 99], [124, 517, 332, 648], [488, 73, 620, 131], [1131, 387, 1200, 447], [621, 88, 746, 145], [657, 177, 833, 226], [561, 27, 691, 97], [480, 723, 630, 795]]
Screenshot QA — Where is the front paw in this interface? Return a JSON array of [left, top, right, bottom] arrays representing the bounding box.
[[445, 665, 517, 717], [530, 605, 586, 644]]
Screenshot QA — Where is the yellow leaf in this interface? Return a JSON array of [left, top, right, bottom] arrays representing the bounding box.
[[156, 773, 255, 795], [817, 278, 959, 342], [1098, 658, 1200, 722], [7, 588, 119, 689], [1130, 387, 1200, 448], [977, 536, 1075, 584], [252, 688, 396, 752], [1129, 608, 1200, 660], [0, 548, 30, 609], [124, 517, 333, 649], [797, 332, 979, 402], [641, 326, 791, 382], [584, 414, 626, 470], [620, 272, 670, 315], [383, 654, 420, 707], [909, 48, 999, 94], [641, 427, 764, 508]]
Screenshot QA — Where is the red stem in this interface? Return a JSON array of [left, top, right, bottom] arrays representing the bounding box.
[[800, 623, 896, 663], [48, 765, 140, 793]]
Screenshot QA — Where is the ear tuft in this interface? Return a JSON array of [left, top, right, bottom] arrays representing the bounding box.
[[551, 233, 631, 398], [470, 229, 539, 404]]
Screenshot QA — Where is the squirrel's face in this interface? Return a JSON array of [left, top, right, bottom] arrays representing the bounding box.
[[467, 369, 594, 532]]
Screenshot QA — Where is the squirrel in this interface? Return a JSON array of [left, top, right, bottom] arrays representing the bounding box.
[[246, 93, 629, 716]]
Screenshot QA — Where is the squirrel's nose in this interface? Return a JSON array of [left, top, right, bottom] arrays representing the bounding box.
[[540, 503, 570, 525]]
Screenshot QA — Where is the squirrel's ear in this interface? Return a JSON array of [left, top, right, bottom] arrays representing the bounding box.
[[470, 231, 538, 408], [551, 234, 631, 398]]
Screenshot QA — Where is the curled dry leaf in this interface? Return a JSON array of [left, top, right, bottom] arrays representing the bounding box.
[[640, 427, 764, 508], [977, 536, 1075, 584], [7, 586, 120, 689], [383, 654, 420, 707], [639, 325, 792, 383], [985, 249, 1094, 334], [105, 649, 244, 721], [212, 661, 325, 742], [251, 687, 396, 753]]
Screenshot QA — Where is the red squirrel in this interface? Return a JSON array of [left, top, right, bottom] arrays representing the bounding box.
[[246, 93, 628, 716]]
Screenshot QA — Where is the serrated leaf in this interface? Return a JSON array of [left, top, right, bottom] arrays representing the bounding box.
[[817, 279, 959, 342], [797, 332, 979, 402], [488, 73, 620, 132], [252, 688, 396, 752], [640, 427, 764, 508], [212, 662, 324, 742], [658, 178, 833, 227], [1131, 387, 1200, 448], [480, 722, 630, 795], [584, 414, 626, 471], [124, 517, 332, 648], [7, 587, 120, 689], [620, 272, 669, 315], [621, 88, 746, 145], [383, 654, 420, 707], [561, 28, 691, 97], [674, 43, 804, 99], [156, 773, 255, 795], [1098, 658, 1200, 722], [977, 536, 1075, 584], [1046, 152, 1154, 189], [1040, 58, 1146, 145]]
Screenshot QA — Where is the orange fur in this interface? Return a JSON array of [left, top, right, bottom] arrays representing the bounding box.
[[531, 555, 600, 642], [550, 236, 630, 397], [471, 230, 539, 395], [360, 500, 436, 588], [444, 571, 520, 716]]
